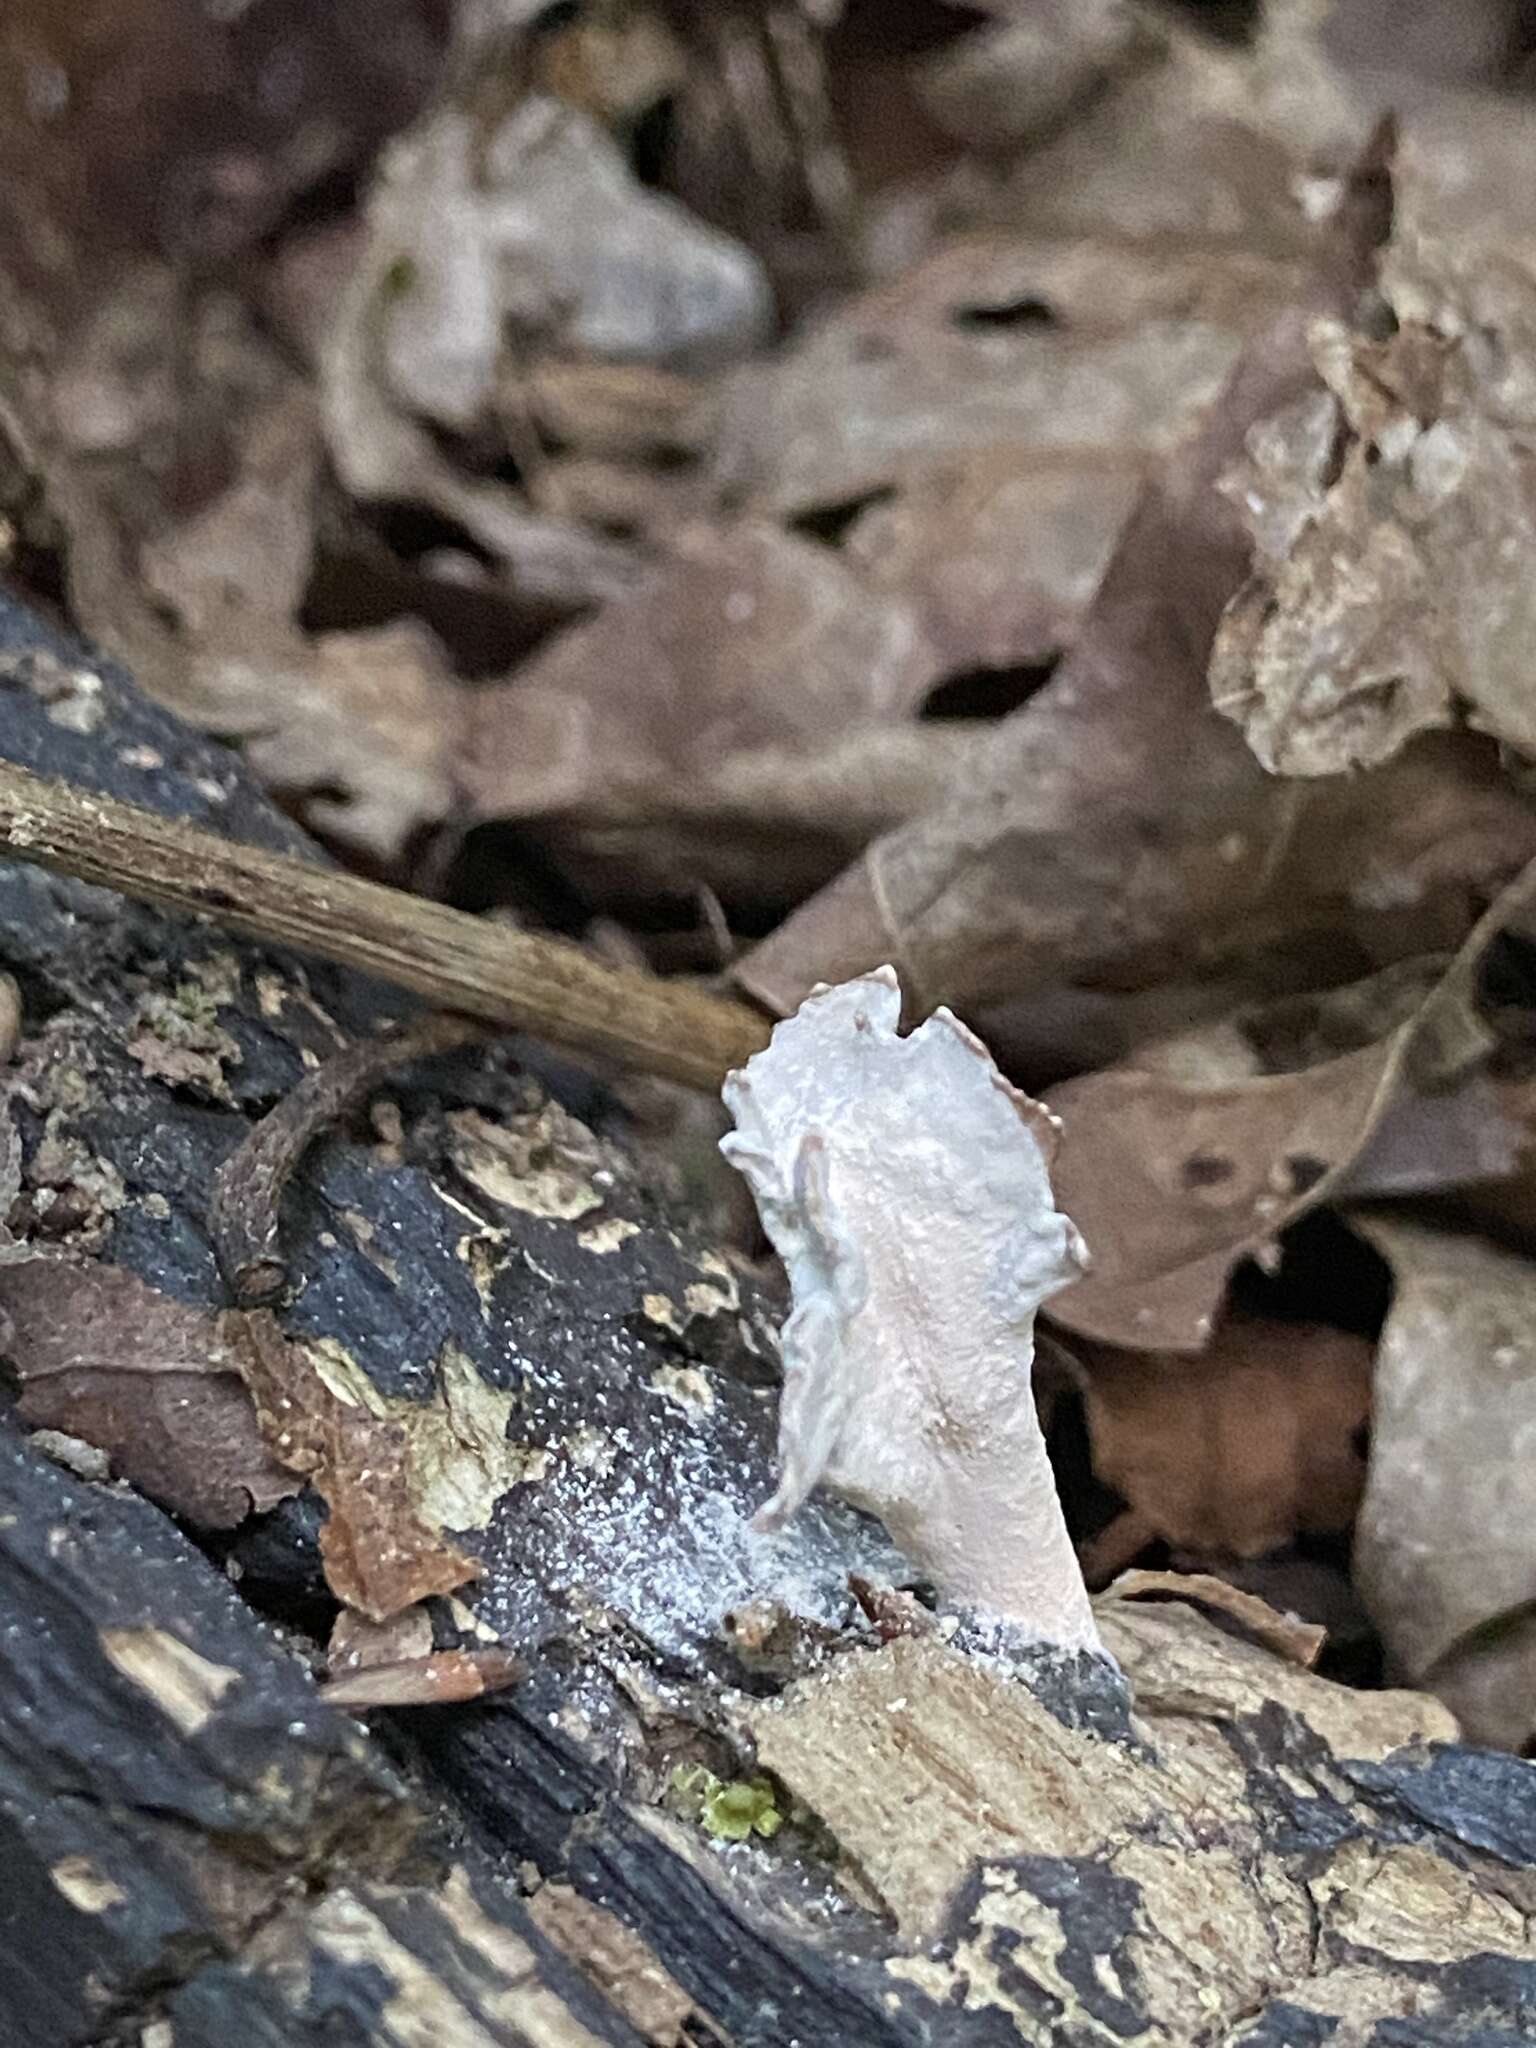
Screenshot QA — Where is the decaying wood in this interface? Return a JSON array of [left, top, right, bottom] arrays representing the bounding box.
[[1, 589, 1535, 2047], [0, 756, 769, 1091], [0, 1429, 631, 2048]]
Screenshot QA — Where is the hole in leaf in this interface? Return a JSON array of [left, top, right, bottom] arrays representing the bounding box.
[[1045, 1387, 1128, 1540], [530, 0, 582, 34], [1148, 0, 1262, 46], [1478, 926, 1536, 1017], [0, 539, 69, 619], [628, 95, 677, 191], [920, 658, 1057, 721], [789, 486, 896, 546], [830, 0, 990, 60], [1182, 1153, 1236, 1190], [1285, 1154, 1328, 1196], [444, 822, 594, 931], [360, 500, 498, 572], [953, 295, 1057, 332], [269, 160, 362, 238], [300, 540, 558, 678]]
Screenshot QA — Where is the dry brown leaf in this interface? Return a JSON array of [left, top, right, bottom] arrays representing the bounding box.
[[461, 523, 957, 911], [986, 8, 1353, 245], [365, 98, 767, 413], [735, 142, 1536, 1035], [229, 1309, 481, 1622], [0, 1259, 295, 1528], [1352, 1215, 1536, 1750], [1212, 226, 1536, 775], [3, 360, 468, 865], [1047, 1042, 1405, 1351], [908, 0, 1148, 157], [0, 0, 443, 325], [1045, 855, 1536, 1349], [712, 230, 1306, 522], [1324, 0, 1517, 87], [1075, 1318, 1372, 1558], [125, 393, 466, 862], [0, 5, 485, 870], [843, 445, 1145, 673], [236, 622, 463, 864], [981, 1, 1536, 266], [520, 360, 707, 465]]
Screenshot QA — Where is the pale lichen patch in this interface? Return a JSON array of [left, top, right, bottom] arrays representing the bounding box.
[[341, 1207, 401, 1286], [641, 1290, 686, 1335], [683, 1280, 732, 1320], [49, 1857, 127, 1915], [449, 1103, 605, 1221], [577, 1216, 641, 1255], [255, 971, 289, 1020], [688, 1248, 739, 1311], [128, 965, 243, 1099], [650, 1363, 715, 1416], [455, 1226, 510, 1316]]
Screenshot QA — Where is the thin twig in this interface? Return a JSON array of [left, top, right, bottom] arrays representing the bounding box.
[[210, 1011, 486, 1306], [0, 761, 771, 1091]]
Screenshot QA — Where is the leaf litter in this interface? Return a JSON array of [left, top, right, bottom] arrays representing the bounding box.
[[11, 0, 1536, 1747]]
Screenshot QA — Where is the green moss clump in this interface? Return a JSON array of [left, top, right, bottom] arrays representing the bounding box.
[[667, 1763, 782, 1842]]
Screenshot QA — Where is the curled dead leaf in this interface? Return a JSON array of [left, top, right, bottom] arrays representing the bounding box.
[[320, 83, 767, 611], [1046, 852, 1536, 1349], [737, 142, 1536, 1048], [1212, 225, 1536, 775], [713, 230, 1301, 521], [843, 446, 1145, 674]]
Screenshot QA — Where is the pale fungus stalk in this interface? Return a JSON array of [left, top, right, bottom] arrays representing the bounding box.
[[721, 970, 1101, 1653]]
